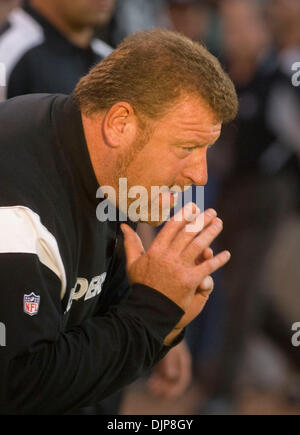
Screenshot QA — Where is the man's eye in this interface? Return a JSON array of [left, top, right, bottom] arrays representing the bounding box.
[[183, 147, 195, 152]]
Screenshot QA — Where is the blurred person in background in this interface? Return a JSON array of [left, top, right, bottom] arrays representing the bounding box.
[[260, 0, 300, 404], [267, 0, 300, 53], [0, 0, 21, 100], [265, 0, 300, 172], [106, 0, 163, 48], [159, 0, 211, 43], [159, 0, 223, 58], [201, 0, 300, 413], [108, 0, 220, 54], [0, 0, 116, 98], [0, 0, 20, 33], [110, 0, 221, 55]]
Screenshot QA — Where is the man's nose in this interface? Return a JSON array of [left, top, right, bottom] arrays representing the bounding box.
[[182, 151, 208, 186]]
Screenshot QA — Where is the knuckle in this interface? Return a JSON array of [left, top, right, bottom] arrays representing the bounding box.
[[167, 217, 180, 229], [192, 235, 204, 251], [147, 243, 159, 256], [201, 258, 215, 275], [195, 240, 205, 254], [149, 242, 169, 259]]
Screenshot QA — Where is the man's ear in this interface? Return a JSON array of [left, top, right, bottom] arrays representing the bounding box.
[[102, 102, 138, 148]]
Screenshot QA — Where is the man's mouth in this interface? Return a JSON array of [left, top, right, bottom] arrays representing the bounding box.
[[154, 185, 192, 209]]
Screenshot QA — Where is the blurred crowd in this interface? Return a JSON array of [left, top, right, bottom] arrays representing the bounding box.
[[0, 0, 300, 415]]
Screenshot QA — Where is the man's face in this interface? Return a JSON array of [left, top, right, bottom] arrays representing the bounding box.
[[169, 2, 210, 42], [52, 0, 116, 28], [267, 0, 300, 32], [221, 0, 270, 61], [116, 95, 222, 225]]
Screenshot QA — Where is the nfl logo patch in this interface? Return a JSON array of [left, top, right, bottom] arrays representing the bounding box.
[[24, 292, 40, 316]]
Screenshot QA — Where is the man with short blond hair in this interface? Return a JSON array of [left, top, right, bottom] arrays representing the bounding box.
[[0, 29, 237, 414]]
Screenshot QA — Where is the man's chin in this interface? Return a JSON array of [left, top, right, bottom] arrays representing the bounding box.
[[116, 194, 177, 225], [139, 217, 167, 227], [136, 207, 175, 227]]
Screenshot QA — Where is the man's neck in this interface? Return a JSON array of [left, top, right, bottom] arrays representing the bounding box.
[[30, 0, 93, 48]]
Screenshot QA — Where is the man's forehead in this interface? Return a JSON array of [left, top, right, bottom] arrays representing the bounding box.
[[174, 122, 222, 134], [167, 94, 221, 128], [172, 129, 221, 148], [169, 108, 222, 141]]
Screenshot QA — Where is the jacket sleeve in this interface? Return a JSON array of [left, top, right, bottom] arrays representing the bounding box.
[[0, 209, 184, 415]]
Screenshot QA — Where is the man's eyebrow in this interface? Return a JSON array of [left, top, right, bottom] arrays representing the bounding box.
[[173, 140, 215, 148]]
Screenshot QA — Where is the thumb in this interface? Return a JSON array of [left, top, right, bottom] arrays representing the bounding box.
[[198, 275, 214, 296], [121, 224, 145, 270]]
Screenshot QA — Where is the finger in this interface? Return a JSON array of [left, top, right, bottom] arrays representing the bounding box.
[[198, 275, 214, 295], [151, 202, 201, 249], [203, 247, 214, 259], [177, 289, 212, 328], [181, 218, 223, 263], [121, 223, 145, 270], [195, 247, 213, 265], [170, 208, 217, 254], [196, 250, 231, 281]]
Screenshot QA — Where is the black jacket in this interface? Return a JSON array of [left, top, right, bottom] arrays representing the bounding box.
[[0, 93, 184, 414]]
